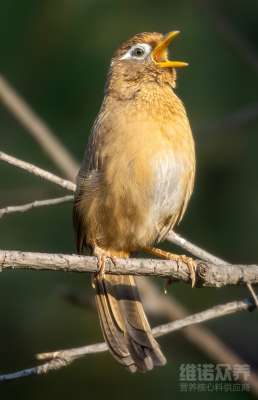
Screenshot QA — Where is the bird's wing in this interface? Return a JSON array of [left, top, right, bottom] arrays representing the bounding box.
[[73, 103, 112, 252]]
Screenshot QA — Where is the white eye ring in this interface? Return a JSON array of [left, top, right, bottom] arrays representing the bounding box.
[[120, 43, 152, 61]]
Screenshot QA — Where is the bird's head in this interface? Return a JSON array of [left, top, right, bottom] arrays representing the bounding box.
[[107, 31, 188, 94]]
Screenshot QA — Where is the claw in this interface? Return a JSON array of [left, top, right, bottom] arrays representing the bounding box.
[[91, 254, 106, 288], [180, 255, 197, 288], [93, 245, 118, 281], [144, 246, 197, 288], [110, 256, 117, 267]]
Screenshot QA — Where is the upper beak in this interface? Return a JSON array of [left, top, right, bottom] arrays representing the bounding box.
[[152, 31, 188, 68]]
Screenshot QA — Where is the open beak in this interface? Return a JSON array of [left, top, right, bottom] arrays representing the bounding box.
[[152, 31, 188, 68]]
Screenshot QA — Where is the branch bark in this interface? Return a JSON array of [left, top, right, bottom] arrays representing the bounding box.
[[1, 249, 258, 288]]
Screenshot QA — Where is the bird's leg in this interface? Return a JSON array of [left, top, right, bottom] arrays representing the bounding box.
[[144, 247, 197, 288], [97, 254, 106, 279], [93, 245, 108, 281], [93, 245, 118, 280]]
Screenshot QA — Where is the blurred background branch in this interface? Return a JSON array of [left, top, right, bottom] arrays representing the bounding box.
[[198, 0, 258, 73], [0, 75, 78, 180]]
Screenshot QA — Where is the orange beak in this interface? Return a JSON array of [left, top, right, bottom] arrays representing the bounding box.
[[152, 31, 188, 68]]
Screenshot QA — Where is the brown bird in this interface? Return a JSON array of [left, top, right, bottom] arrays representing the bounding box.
[[73, 31, 196, 372]]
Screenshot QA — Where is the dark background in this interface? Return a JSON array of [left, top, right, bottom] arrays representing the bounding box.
[[0, 0, 258, 399]]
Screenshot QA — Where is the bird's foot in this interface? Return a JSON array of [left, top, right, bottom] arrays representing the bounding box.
[[178, 254, 197, 288], [144, 247, 197, 288], [97, 254, 106, 279], [93, 245, 117, 280]]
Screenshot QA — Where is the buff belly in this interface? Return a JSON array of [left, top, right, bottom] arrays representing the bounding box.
[[81, 148, 189, 252]]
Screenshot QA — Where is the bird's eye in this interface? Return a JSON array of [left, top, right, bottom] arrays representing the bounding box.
[[131, 47, 145, 58], [120, 43, 151, 61]]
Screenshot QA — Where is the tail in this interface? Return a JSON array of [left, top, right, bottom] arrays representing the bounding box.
[[94, 274, 166, 372]]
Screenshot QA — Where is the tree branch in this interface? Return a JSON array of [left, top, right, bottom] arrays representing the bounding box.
[[1, 249, 258, 287], [166, 230, 225, 264], [0, 297, 254, 382], [0, 151, 76, 191], [0, 195, 74, 218]]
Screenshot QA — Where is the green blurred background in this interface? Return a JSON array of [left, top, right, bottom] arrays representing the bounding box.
[[0, 0, 258, 399]]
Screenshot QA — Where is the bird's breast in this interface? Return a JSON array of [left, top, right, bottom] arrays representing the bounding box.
[[99, 114, 195, 248]]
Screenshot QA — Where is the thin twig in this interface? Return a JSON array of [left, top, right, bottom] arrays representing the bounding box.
[[246, 283, 258, 308], [1, 249, 258, 287], [0, 75, 78, 181], [0, 297, 254, 382], [167, 230, 225, 264], [138, 278, 258, 395], [0, 151, 76, 191], [0, 195, 74, 219]]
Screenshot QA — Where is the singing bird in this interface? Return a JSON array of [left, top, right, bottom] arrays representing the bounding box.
[[74, 31, 196, 372]]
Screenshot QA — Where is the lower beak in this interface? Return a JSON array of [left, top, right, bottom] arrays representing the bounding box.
[[152, 31, 188, 68]]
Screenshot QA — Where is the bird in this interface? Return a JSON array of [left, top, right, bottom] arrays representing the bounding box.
[[73, 31, 196, 372]]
